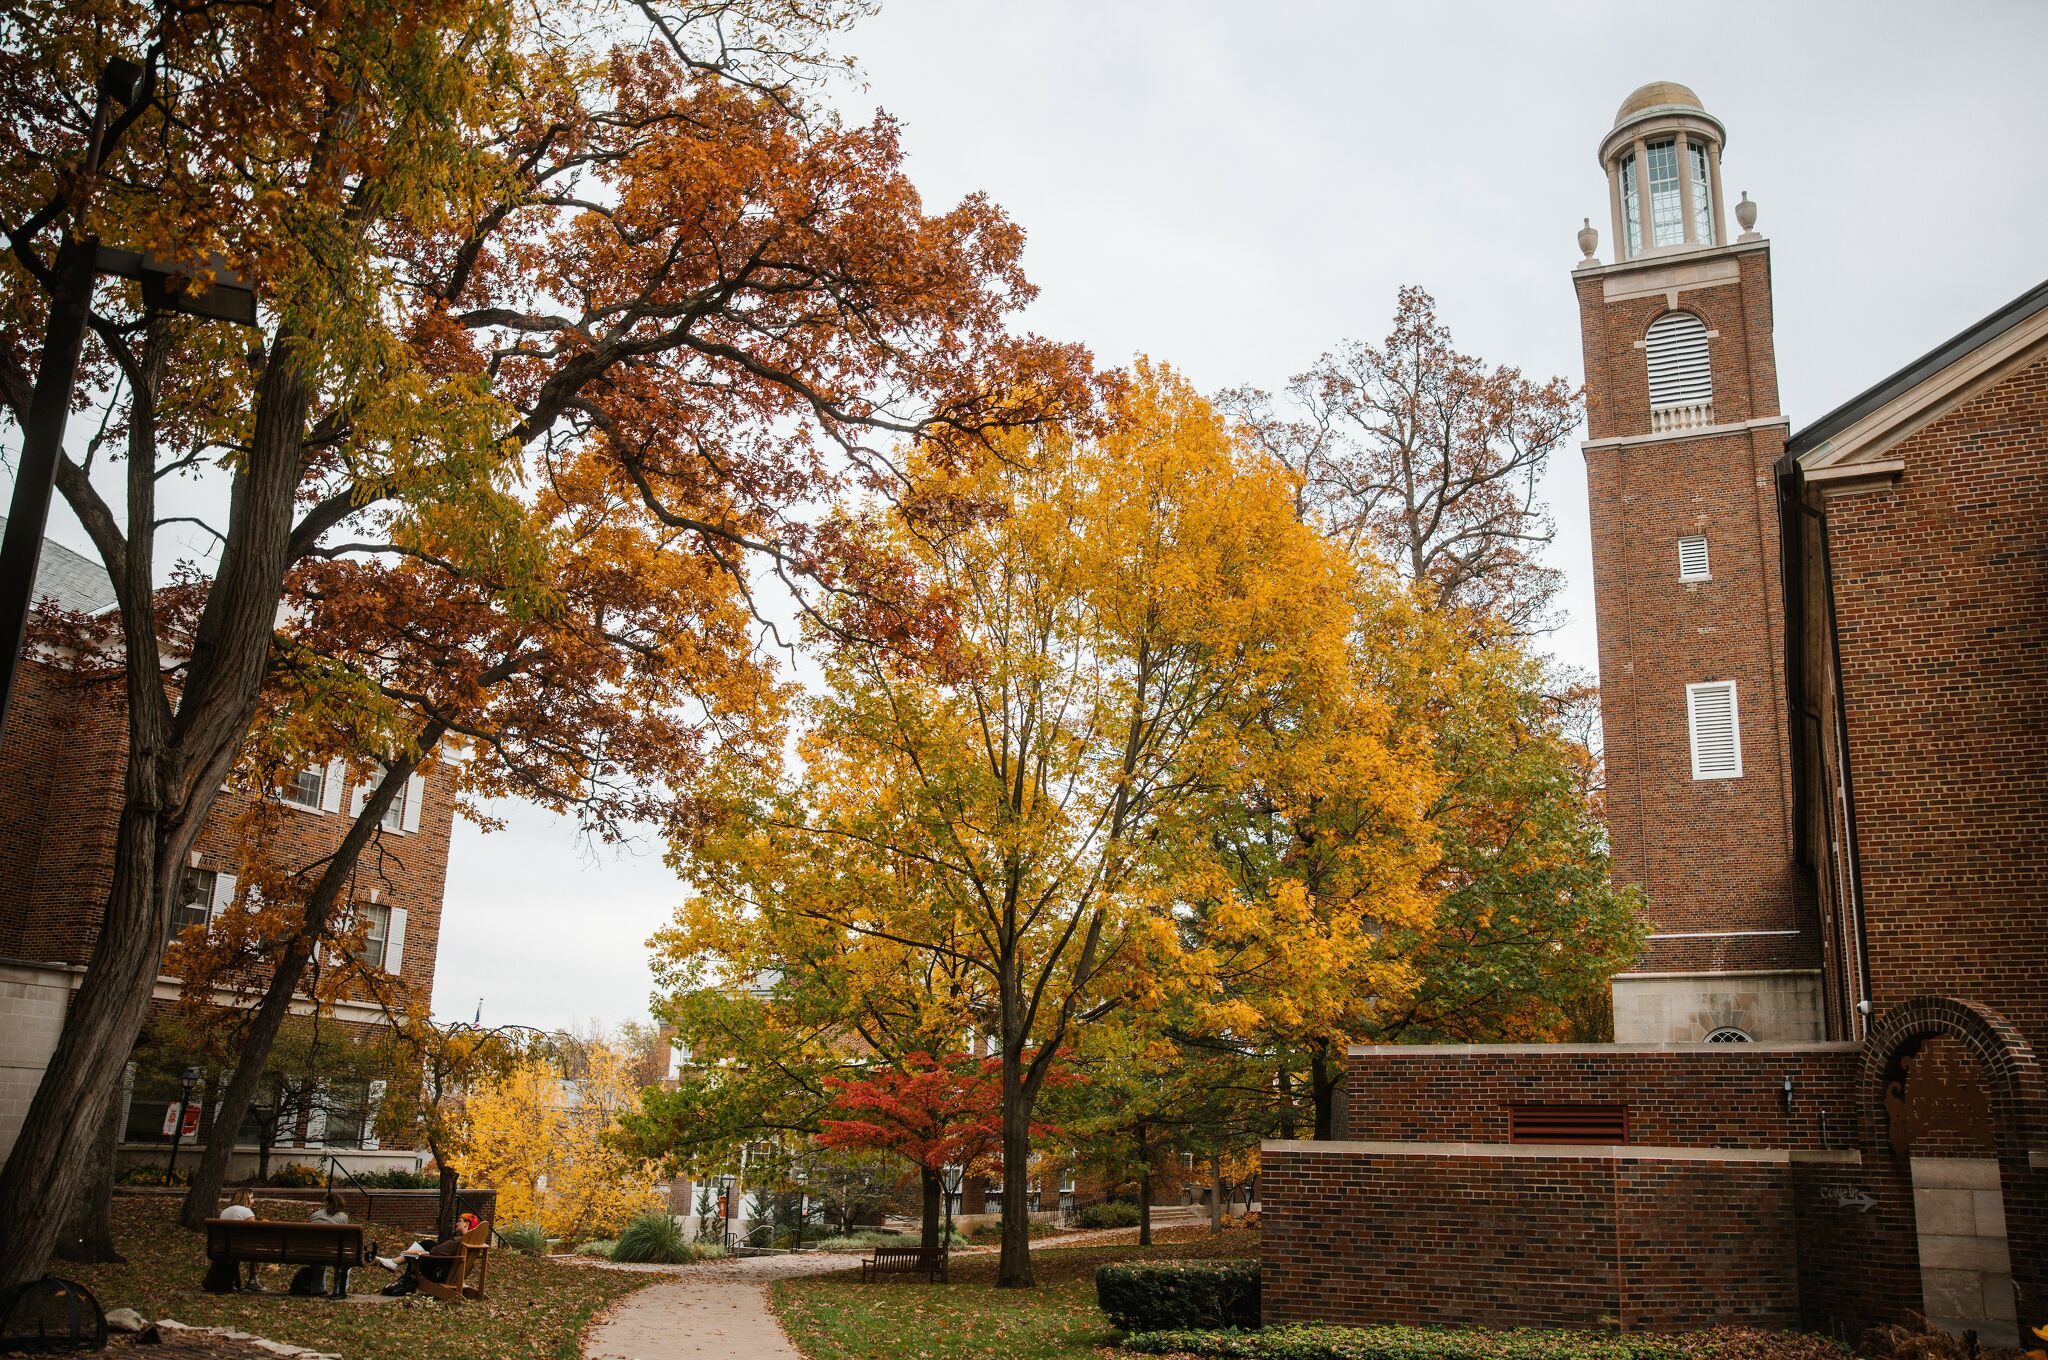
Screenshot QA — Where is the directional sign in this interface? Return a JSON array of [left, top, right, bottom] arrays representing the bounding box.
[[1820, 1184, 1877, 1213]]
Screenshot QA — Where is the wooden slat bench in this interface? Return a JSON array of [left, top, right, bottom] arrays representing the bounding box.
[[859, 1244, 947, 1283], [204, 1219, 368, 1299], [413, 1220, 492, 1302]]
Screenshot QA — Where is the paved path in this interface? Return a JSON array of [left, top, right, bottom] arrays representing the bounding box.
[[581, 1253, 852, 1360], [580, 1226, 1220, 1359]]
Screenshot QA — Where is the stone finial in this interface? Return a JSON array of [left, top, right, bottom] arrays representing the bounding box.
[[1736, 191, 1759, 239], [1577, 217, 1599, 264]]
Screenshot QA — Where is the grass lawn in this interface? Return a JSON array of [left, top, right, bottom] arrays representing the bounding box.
[[59, 1195, 656, 1360], [770, 1227, 1257, 1360]]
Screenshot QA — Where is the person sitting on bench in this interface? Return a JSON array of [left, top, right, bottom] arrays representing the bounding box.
[[290, 1195, 353, 1296], [218, 1190, 261, 1290], [377, 1214, 477, 1294]]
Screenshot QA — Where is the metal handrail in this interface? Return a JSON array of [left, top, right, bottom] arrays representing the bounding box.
[[321, 1152, 379, 1227]]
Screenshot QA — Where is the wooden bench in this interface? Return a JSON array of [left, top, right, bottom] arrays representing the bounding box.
[[859, 1244, 947, 1283], [204, 1219, 368, 1299], [414, 1220, 492, 1302]]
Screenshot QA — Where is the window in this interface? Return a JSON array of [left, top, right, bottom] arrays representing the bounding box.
[[1677, 536, 1711, 582], [168, 868, 215, 944], [1645, 312, 1712, 412], [355, 902, 391, 970], [1689, 141, 1714, 245], [280, 765, 325, 810], [1687, 681, 1743, 780], [1645, 139, 1685, 247], [1620, 154, 1642, 258], [1508, 1103, 1628, 1144], [1705, 1027, 1752, 1043], [379, 778, 407, 832], [351, 768, 417, 832]]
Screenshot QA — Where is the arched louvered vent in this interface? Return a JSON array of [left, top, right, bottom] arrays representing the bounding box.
[[1645, 311, 1713, 431]]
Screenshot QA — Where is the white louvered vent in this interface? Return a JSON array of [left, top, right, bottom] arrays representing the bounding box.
[[1677, 535, 1711, 581], [1687, 681, 1742, 780], [1645, 311, 1712, 413]]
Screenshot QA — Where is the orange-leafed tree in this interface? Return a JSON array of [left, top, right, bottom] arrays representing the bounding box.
[[816, 1052, 1004, 1251], [0, 0, 1090, 1286]]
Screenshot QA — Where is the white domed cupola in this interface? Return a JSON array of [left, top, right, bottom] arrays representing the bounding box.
[[1600, 82, 1727, 260]]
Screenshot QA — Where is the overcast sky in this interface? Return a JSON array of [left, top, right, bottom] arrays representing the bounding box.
[[13, 1, 2045, 1033]]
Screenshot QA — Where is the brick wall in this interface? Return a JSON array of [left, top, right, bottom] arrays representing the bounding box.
[[0, 657, 452, 1002], [1345, 1044, 1861, 1149], [1261, 1143, 1805, 1332], [1574, 249, 1816, 976], [1819, 351, 2048, 1059]]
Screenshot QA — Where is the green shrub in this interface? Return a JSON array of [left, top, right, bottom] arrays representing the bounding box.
[[613, 1211, 689, 1264], [579, 1239, 618, 1259], [498, 1221, 547, 1256], [352, 1168, 439, 1189], [115, 1165, 190, 1187], [1077, 1200, 1142, 1229], [1098, 1260, 1259, 1332], [813, 1229, 965, 1251], [1117, 1324, 1851, 1360], [266, 1163, 322, 1187]]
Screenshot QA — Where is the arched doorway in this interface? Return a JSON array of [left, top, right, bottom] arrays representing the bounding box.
[[1860, 998, 2048, 1350]]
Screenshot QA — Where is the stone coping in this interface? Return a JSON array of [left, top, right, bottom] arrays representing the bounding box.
[[1261, 1138, 1862, 1165], [1345, 1040, 1861, 1057]]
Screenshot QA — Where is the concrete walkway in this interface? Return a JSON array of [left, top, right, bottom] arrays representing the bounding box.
[[581, 1253, 852, 1360], [580, 1225, 1221, 1359]]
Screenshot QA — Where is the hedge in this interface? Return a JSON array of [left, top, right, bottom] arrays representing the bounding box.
[[1117, 1324, 1851, 1360], [1097, 1261, 1260, 1332], [1078, 1201, 1144, 1229]]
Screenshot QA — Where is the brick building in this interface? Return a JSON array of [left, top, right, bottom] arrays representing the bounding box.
[[0, 533, 455, 1177], [1265, 82, 2046, 1346]]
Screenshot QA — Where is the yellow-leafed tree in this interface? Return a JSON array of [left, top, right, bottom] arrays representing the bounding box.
[[463, 1047, 665, 1242]]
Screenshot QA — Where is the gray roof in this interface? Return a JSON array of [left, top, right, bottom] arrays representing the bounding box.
[[0, 516, 117, 614], [1786, 277, 2048, 458]]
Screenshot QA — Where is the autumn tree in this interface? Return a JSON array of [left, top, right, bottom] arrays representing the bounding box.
[[463, 1045, 666, 1242], [0, 0, 1088, 1284], [668, 362, 1362, 1285], [1225, 286, 1578, 634], [370, 1016, 543, 1236], [815, 1052, 1003, 1251]]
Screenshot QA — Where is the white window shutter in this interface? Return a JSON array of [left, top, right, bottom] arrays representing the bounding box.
[[350, 774, 372, 818], [1687, 681, 1743, 780], [401, 773, 426, 833], [1646, 312, 1713, 409], [386, 907, 407, 976], [321, 759, 346, 813], [208, 872, 238, 924], [1677, 536, 1711, 582], [306, 1092, 327, 1146]]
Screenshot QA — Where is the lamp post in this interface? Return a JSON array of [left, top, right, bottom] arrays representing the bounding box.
[[165, 1066, 201, 1180], [0, 56, 257, 741]]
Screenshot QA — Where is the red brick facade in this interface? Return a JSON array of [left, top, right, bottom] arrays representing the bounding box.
[[1575, 248, 1815, 979], [1267, 85, 2048, 1346]]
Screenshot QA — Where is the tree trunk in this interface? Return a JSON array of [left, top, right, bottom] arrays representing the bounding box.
[[179, 738, 426, 1231], [53, 1066, 128, 1264], [0, 775, 190, 1287], [1210, 1155, 1224, 1234], [919, 1167, 942, 1252], [995, 1046, 1035, 1288], [1311, 1046, 1342, 1141], [1137, 1122, 1152, 1247], [436, 1159, 460, 1239]]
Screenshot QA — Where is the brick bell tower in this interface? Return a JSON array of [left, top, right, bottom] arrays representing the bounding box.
[[1571, 83, 1823, 1043]]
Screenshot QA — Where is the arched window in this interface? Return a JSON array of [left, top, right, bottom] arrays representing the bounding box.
[[1705, 1027, 1752, 1043], [1645, 311, 1712, 426]]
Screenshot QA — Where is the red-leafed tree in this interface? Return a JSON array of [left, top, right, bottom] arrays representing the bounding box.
[[817, 1051, 1019, 1251]]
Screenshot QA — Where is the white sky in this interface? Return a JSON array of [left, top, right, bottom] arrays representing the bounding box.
[[13, 1, 2046, 1032]]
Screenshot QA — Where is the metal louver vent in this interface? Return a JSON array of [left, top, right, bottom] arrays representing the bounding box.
[[1677, 535, 1710, 581], [1687, 681, 1742, 780], [1646, 311, 1712, 409], [1507, 1104, 1628, 1145]]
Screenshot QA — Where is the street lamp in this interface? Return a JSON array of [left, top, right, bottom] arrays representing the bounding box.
[[165, 1066, 201, 1181], [0, 56, 258, 740]]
